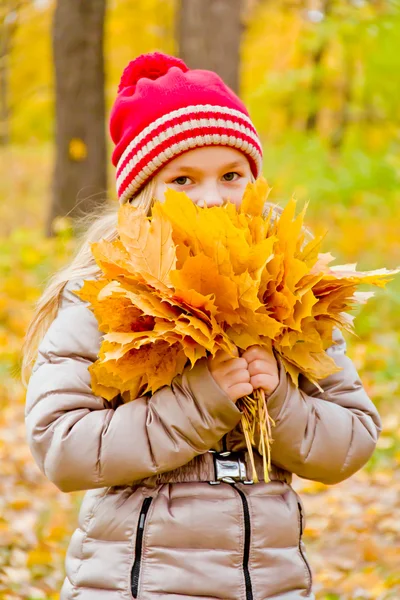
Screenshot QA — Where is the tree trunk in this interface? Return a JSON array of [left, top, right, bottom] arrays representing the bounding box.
[[177, 0, 242, 95], [330, 54, 353, 151], [305, 0, 333, 132], [0, 20, 10, 146], [0, 2, 20, 146], [48, 0, 107, 235]]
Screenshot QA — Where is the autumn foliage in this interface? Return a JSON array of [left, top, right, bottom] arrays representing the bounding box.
[[76, 178, 399, 483]]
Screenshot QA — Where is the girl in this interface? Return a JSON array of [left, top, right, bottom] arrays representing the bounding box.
[[23, 52, 382, 600]]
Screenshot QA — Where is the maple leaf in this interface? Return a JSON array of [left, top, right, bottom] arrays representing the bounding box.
[[117, 202, 177, 291]]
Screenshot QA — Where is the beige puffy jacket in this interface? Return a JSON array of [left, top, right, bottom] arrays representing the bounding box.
[[25, 279, 382, 600]]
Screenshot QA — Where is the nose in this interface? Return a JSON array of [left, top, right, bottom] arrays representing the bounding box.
[[197, 183, 225, 208]]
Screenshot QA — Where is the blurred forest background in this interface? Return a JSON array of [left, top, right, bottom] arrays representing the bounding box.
[[1, 0, 400, 598]]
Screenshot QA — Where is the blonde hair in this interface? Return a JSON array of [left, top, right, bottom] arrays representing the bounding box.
[[21, 175, 311, 386]]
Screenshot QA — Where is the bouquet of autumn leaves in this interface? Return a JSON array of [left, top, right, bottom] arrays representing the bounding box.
[[75, 179, 399, 483]]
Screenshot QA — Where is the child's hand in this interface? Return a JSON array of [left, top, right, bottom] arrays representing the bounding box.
[[241, 343, 279, 398], [207, 348, 253, 404]]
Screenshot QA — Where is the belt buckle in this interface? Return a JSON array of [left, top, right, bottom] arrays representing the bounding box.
[[208, 450, 254, 485]]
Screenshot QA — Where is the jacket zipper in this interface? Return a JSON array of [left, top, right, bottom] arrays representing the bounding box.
[[231, 484, 253, 600], [297, 501, 313, 595], [131, 497, 153, 598]]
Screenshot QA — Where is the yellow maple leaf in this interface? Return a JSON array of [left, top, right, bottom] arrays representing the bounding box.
[[118, 202, 177, 290]]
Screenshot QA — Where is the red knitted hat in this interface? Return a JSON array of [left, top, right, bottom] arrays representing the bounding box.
[[110, 52, 263, 204]]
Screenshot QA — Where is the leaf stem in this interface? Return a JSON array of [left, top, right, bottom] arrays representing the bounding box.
[[238, 390, 276, 484]]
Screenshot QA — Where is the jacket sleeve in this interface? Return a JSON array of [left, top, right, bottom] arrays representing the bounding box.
[[25, 279, 242, 493], [267, 328, 382, 484]]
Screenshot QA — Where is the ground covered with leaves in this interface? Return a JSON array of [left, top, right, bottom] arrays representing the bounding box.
[[1, 146, 399, 600]]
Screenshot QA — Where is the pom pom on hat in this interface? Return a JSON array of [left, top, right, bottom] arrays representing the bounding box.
[[118, 52, 188, 93]]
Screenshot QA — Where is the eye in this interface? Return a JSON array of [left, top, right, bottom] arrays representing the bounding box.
[[222, 172, 240, 182], [172, 176, 192, 185]]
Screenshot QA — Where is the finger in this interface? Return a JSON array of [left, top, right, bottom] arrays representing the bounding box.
[[229, 382, 253, 401], [226, 368, 251, 386], [247, 359, 271, 376], [242, 344, 274, 363], [214, 358, 248, 379], [250, 373, 277, 391], [208, 348, 238, 366], [221, 357, 248, 375]]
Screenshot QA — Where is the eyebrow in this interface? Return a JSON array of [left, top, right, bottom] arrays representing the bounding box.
[[163, 161, 247, 174]]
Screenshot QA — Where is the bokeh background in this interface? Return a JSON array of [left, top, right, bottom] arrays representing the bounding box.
[[1, 1, 399, 598]]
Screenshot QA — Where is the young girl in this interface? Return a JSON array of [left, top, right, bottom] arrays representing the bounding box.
[[23, 52, 382, 600]]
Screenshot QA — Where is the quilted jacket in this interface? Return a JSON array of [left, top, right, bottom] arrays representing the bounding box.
[[25, 278, 382, 599]]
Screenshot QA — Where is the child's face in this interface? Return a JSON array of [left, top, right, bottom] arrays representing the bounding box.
[[153, 146, 253, 208]]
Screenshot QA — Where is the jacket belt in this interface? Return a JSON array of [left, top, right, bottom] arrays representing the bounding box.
[[134, 450, 292, 487]]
